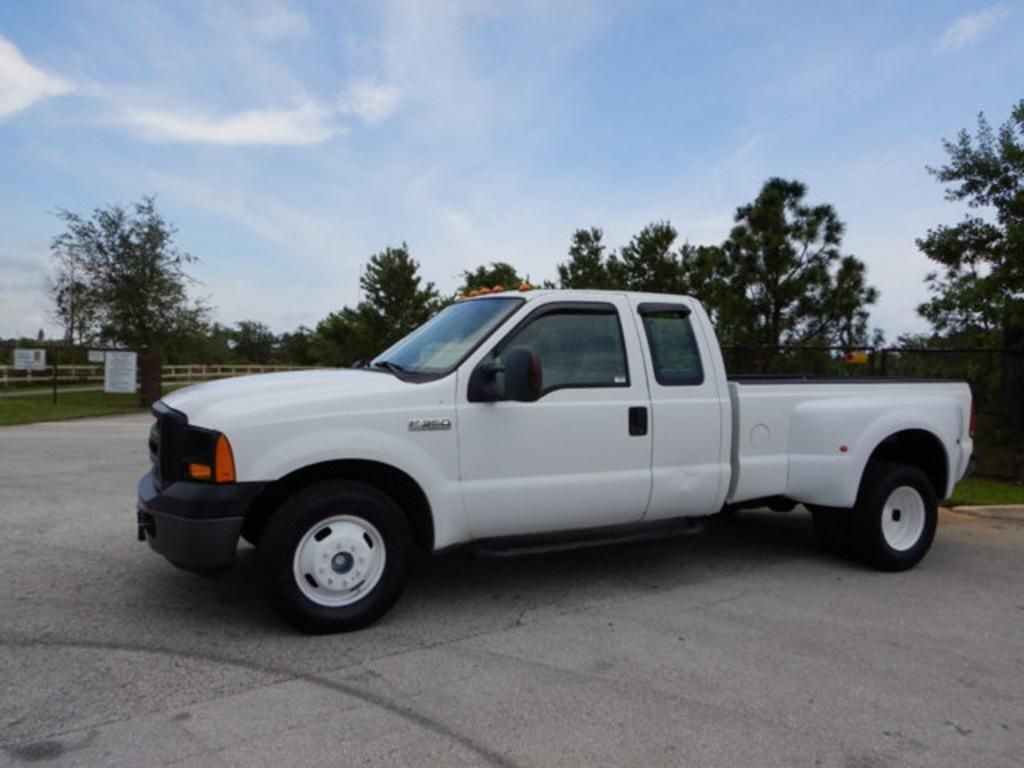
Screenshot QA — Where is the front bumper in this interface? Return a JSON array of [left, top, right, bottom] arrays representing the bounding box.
[[137, 470, 265, 571]]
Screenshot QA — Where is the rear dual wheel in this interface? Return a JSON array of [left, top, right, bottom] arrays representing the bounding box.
[[812, 462, 937, 571], [855, 462, 937, 571]]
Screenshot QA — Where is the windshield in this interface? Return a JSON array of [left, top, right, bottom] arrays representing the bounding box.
[[371, 297, 524, 377]]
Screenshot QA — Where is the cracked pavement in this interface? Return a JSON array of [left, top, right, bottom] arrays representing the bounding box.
[[0, 414, 1022, 767]]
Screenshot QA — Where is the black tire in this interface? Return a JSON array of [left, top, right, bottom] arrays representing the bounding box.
[[239, 518, 262, 547], [852, 462, 938, 572], [809, 504, 857, 558], [258, 480, 414, 633]]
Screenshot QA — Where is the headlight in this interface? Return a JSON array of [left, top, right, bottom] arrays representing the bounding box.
[[182, 426, 236, 483]]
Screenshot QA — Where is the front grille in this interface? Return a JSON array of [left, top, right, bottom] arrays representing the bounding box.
[[150, 402, 187, 491]]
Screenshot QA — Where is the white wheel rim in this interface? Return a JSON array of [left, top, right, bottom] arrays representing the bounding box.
[[881, 486, 926, 551], [293, 515, 386, 607]]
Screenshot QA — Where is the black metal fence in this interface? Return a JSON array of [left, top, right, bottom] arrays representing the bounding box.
[[722, 345, 1024, 479]]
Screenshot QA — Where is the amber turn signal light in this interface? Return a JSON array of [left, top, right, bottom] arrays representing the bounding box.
[[214, 434, 236, 483], [188, 463, 212, 480]]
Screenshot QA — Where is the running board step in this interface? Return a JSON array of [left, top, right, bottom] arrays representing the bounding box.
[[473, 518, 705, 559]]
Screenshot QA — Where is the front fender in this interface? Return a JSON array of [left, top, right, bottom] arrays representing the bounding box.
[[235, 422, 466, 549]]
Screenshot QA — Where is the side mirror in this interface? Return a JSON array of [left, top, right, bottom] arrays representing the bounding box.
[[502, 346, 543, 402], [467, 346, 543, 403], [467, 360, 501, 402]]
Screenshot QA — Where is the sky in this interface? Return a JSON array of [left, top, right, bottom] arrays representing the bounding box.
[[1, 1, 1022, 342]]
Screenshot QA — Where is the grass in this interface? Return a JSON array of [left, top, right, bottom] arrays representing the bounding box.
[[0, 380, 102, 391], [0, 390, 144, 426], [0, 384, 189, 426], [945, 476, 1024, 507]]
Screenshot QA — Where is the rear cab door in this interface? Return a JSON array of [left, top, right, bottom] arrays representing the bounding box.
[[628, 297, 731, 519], [456, 294, 654, 538]]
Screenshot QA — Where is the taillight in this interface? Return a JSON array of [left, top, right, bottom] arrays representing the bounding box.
[[969, 397, 976, 439]]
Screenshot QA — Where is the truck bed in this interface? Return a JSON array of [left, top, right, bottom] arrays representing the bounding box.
[[726, 379, 973, 509]]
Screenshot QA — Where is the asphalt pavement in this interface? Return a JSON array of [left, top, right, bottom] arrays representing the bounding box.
[[0, 414, 1021, 767]]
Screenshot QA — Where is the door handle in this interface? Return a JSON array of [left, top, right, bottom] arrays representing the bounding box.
[[628, 406, 648, 436]]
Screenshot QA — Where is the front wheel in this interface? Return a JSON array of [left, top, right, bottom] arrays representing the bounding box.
[[259, 480, 414, 633], [854, 462, 938, 572]]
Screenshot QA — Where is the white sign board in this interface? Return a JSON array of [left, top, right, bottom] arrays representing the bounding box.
[[104, 351, 137, 393], [87, 350, 106, 363], [13, 349, 46, 371]]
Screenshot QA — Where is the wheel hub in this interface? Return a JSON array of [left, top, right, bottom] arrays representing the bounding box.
[[314, 536, 370, 590], [881, 486, 926, 551], [331, 551, 354, 574], [293, 516, 387, 606]]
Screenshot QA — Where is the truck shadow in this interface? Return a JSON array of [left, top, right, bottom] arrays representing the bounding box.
[[186, 508, 841, 633], [1, 508, 856, 671], [410, 509, 830, 599]]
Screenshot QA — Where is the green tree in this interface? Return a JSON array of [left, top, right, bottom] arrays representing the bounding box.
[[165, 322, 234, 365], [49, 196, 209, 348], [609, 221, 688, 294], [558, 224, 722, 305], [558, 227, 617, 289], [50, 266, 96, 344], [314, 244, 439, 365], [276, 326, 315, 365], [677, 243, 728, 323], [717, 178, 877, 347], [360, 244, 440, 334], [231, 320, 277, 364], [459, 262, 523, 294], [917, 100, 1024, 347]]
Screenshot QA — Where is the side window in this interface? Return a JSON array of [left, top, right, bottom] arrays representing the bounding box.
[[495, 307, 629, 393], [640, 308, 704, 386]]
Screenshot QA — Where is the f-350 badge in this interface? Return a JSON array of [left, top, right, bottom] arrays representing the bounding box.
[[408, 418, 452, 432]]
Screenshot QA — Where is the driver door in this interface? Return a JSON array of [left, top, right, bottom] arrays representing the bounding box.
[[456, 297, 653, 539]]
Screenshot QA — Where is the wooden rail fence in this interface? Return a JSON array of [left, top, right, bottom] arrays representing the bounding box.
[[0, 364, 322, 387]]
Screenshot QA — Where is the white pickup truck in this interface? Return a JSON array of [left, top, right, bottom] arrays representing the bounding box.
[[138, 290, 974, 632]]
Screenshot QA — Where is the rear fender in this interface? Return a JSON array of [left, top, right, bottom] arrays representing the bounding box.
[[786, 396, 959, 508]]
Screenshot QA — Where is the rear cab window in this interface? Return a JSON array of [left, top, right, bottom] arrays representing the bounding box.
[[638, 303, 704, 386]]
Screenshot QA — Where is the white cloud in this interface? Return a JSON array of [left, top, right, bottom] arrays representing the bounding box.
[[339, 79, 403, 124], [250, 3, 311, 41], [935, 6, 1009, 53], [121, 101, 339, 145], [152, 173, 348, 266], [0, 35, 73, 120], [149, 173, 371, 330]]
